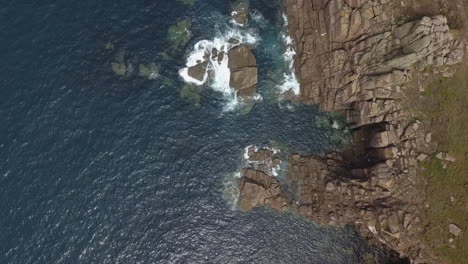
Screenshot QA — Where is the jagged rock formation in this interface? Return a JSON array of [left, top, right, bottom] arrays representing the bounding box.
[[238, 0, 464, 263]]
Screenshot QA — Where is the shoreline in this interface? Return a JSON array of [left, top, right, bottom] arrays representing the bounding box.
[[238, 0, 466, 263]]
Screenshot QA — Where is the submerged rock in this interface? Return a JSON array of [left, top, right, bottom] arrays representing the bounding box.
[[138, 63, 159, 79], [167, 19, 192, 48], [231, 0, 249, 26], [111, 62, 127, 76], [180, 84, 202, 105]]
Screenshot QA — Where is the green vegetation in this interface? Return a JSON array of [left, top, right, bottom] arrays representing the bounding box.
[[138, 63, 159, 79], [416, 66, 468, 263], [167, 19, 192, 49]]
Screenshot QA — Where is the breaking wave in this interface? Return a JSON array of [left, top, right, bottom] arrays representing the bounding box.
[[179, 22, 260, 110], [278, 13, 300, 96]]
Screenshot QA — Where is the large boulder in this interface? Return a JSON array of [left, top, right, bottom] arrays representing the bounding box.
[[230, 67, 257, 96], [228, 45, 256, 69], [187, 61, 208, 82], [228, 44, 258, 97], [238, 168, 289, 212]]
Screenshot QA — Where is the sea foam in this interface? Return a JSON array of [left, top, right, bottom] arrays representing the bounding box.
[[179, 24, 259, 110], [278, 13, 300, 96]]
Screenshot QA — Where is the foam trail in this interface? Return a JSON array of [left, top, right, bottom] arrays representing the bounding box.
[[278, 13, 300, 95]]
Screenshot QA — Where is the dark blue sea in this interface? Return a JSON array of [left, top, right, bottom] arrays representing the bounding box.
[[1, 1, 374, 263]]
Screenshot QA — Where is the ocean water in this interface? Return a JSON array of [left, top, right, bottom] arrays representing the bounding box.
[[1, 1, 371, 263]]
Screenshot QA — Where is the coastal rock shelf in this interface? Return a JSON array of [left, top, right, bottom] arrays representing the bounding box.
[[237, 0, 465, 263]]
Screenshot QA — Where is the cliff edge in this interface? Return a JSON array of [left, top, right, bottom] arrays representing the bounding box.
[[238, 0, 466, 263]]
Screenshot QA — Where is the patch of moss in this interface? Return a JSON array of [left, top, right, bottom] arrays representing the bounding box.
[[138, 63, 159, 79], [167, 19, 192, 49], [415, 66, 468, 263]]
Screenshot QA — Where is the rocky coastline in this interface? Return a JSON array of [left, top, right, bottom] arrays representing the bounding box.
[[237, 0, 465, 263]]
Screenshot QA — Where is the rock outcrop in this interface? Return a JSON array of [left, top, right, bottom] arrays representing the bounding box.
[[185, 2, 258, 99], [231, 0, 250, 26], [238, 168, 290, 212], [228, 45, 258, 97], [238, 0, 465, 263]]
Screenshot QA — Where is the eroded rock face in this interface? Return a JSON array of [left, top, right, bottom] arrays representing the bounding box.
[[285, 0, 463, 113]]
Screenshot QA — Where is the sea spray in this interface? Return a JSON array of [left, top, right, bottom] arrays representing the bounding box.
[[179, 25, 260, 110], [222, 171, 242, 210], [278, 13, 300, 96]]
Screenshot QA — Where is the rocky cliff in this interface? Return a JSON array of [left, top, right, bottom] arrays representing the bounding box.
[[237, 0, 465, 263]]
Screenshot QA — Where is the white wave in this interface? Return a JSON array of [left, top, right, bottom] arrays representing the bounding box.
[[278, 14, 300, 96], [179, 25, 260, 107], [271, 162, 281, 177], [252, 93, 263, 101], [230, 11, 245, 27], [221, 172, 242, 210], [223, 93, 239, 112], [250, 10, 265, 24], [243, 145, 281, 177], [281, 13, 288, 26], [332, 121, 341, 129], [244, 145, 252, 159]]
